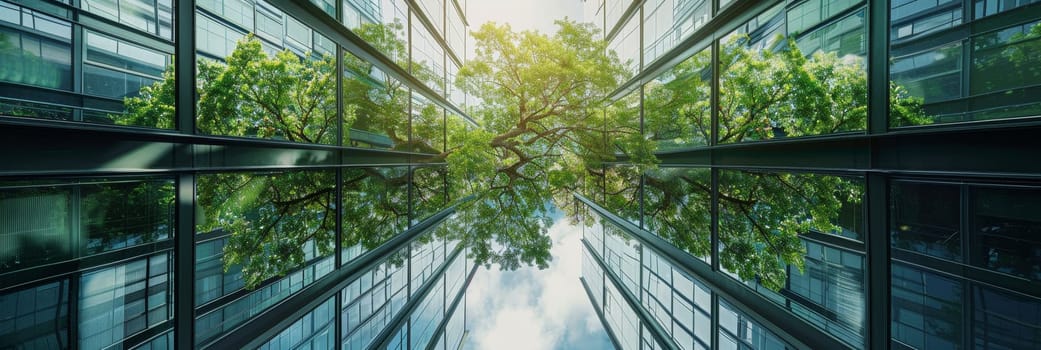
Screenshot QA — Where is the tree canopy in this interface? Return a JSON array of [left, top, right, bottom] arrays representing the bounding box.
[[115, 20, 928, 291]]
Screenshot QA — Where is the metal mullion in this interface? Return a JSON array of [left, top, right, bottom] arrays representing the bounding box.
[[865, 172, 889, 350], [866, 0, 891, 347], [333, 9, 346, 343], [68, 275, 79, 350], [72, 22, 84, 122], [172, 0, 196, 347], [173, 173, 196, 349], [710, 33, 721, 272], [710, 292, 719, 350]]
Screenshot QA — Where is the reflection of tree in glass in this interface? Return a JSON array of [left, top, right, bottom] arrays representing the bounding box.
[[196, 171, 336, 288], [594, 167, 863, 291], [118, 20, 907, 290], [717, 171, 861, 290], [82, 180, 175, 253], [642, 35, 931, 147], [342, 167, 409, 253], [443, 20, 627, 269], [343, 21, 410, 150], [643, 50, 712, 149]]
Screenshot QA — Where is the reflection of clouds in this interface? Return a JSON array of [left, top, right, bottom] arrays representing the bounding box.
[[465, 215, 612, 350]]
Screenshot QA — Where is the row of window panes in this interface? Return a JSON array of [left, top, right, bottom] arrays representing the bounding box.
[[1, 0, 466, 146], [581, 228, 792, 350], [890, 180, 1041, 282], [592, 167, 868, 347], [599, 0, 1041, 152], [589, 167, 1041, 348], [0, 253, 172, 350], [0, 179, 174, 274]]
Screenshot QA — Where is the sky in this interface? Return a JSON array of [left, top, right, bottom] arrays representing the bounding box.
[[465, 0, 584, 34], [462, 210, 614, 350], [458, 2, 613, 349]]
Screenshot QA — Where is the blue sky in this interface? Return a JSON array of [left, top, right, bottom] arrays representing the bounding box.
[[462, 210, 614, 350]]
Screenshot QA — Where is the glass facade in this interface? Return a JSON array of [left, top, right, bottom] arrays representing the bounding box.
[[0, 0, 473, 349], [4, 0, 1041, 349], [584, 0, 1041, 349]]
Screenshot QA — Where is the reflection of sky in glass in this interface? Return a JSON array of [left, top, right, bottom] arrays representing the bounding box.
[[464, 205, 613, 350]]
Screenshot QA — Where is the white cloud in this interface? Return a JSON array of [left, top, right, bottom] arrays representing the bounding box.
[[463, 216, 610, 350]]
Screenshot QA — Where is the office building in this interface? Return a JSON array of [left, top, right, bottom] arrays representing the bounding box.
[[579, 0, 1041, 349], [0, 0, 475, 349]]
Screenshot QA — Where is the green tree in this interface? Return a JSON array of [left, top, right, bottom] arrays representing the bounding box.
[[443, 20, 627, 269], [116, 21, 928, 291]]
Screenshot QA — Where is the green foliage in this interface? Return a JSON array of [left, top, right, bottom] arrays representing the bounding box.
[[81, 181, 175, 252], [197, 35, 341, 143], [196, 171, 336, 287], [717, 171, 860, 290], [114, 20, 930, 292], [446, 20, 629, 269], [120, 66, 176, 128]]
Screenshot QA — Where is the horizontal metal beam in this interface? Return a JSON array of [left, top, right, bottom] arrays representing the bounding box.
[[651, 124, 1041, 179], [0, 119, 437, 177]]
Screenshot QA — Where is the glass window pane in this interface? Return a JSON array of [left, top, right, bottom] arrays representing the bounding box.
[[194, 2, 338, 144], [644, 48, 711, 150], [80, 253, 172, 350], [971, 186, 1041, 281], [0, 1, 74, 119], [344, 51, 409, 149], [890, 263, 963, 349], [643, 0, 710, 64], [1, 179, 174, 274], [891, 181, 961, 261], [0, 281, 70, 349], [719, 3, 866, 144], [341, 167, 409, 265], [643, 167, 712, 263]]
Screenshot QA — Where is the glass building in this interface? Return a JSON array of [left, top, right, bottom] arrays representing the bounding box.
[[0, 0, 476, 349], [580, 0, 1041, 349]]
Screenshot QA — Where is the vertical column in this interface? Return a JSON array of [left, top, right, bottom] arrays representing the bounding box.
[[709, 38, 721, 272], [71, 21, 84, 122], [174, 0, 197, 348], [174, 174, 196, 348], [334, 2, 345, 349], [866, 0, 891, 348], [68, 276, 80, 350]]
